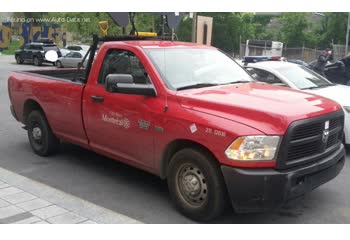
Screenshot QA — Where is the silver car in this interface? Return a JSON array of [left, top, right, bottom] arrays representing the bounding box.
[[56, 51, 87, 68]]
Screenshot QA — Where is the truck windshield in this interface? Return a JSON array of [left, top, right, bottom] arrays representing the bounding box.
[[144, 48, 253, 90], [276, 65, 335, 90]]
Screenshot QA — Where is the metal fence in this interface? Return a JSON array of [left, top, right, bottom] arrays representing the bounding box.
[[240, 44, 349, 63]]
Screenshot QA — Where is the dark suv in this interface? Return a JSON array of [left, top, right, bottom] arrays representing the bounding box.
[[15, 42, 62, 66]]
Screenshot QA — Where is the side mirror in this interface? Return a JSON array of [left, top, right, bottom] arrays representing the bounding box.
[[105, 74, 133, 92], [105, 74, 157, 97]]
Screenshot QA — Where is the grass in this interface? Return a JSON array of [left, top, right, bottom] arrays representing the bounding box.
[[1, 40, 21, 55]]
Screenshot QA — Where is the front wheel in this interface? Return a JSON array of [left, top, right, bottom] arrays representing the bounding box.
[[167, 148, 228, 221], [15, 55, 24, 64], [26, 110, 60, 156], [56, 61, 63, 68]]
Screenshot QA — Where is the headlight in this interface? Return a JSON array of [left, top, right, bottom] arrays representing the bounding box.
[[225, 136, 281, 161], [344, 106, 350, 113]]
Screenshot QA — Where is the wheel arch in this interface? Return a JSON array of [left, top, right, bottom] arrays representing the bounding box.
[[159, 139, 219, 179], [23, 99, 45, 124]]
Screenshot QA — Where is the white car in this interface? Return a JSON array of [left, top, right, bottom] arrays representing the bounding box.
[[56, 51, 88, 68], [244, 61, 350, 145]]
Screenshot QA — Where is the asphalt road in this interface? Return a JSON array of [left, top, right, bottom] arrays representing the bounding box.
[[1, 55, 350, 223]]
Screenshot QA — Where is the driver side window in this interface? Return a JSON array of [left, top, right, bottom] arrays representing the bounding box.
[[98, 49, 149, 85]]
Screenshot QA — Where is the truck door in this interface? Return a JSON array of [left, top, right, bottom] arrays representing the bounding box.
[[83, 48, 159, 168]]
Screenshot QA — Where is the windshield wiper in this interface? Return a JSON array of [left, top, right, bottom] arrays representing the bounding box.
[[177, 83, 218, 91], [219, 80, 251, 85]]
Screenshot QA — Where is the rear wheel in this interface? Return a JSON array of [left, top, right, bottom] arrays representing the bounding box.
[[15, 55, 24, 64], [167, 148, 228, 221], [26, 110, 60, 156]]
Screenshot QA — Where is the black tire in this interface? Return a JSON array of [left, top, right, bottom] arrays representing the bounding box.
[[56, 61, 63, 68], [26, 110, 59, 156], [15, 55, 24, 64], [33, 56, 42, 66], [167, 148, 228, 222]]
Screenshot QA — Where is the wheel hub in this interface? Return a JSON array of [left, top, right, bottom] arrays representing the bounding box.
[[32, 127, 42, 140], [177, 164, 208, 206], [183, 174, 200, 195]]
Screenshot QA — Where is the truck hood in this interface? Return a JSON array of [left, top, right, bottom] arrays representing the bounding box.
[[304, 84, 350, 108], [176, 83, 342, 135]]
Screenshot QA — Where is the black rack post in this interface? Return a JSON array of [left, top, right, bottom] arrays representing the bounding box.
[[84, 34, 99, 83]]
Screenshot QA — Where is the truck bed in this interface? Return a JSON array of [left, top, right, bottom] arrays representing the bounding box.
[[21, 69, 86, 82], [8, 69, 89, 148]]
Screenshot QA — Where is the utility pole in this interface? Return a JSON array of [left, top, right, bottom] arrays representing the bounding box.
[[191, 12, 197, 43], [345, 12, 350, 56]]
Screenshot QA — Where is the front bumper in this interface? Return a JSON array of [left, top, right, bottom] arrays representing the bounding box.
[[221, 144, 345, 213]]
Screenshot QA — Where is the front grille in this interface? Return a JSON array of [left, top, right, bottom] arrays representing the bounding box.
[[276, 110, 344, 169], [291, 122, 322, 141], [287, 141, 319, 161], [326, 134, 339, 148], [330, 117, 342, 130]]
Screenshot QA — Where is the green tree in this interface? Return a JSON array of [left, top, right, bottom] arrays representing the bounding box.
[[278, 13, 309, 47], [319, 13, 348, 47], [176, 16, 192, 42], [240, 13, 256, 41], [199, 12, 242, 53], [250, 14, 275, 40]]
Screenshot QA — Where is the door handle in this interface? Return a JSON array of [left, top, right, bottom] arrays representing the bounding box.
[[90, 95, 104, 102]]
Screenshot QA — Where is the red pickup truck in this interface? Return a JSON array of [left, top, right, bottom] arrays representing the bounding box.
[[8, 35, 346, 221]]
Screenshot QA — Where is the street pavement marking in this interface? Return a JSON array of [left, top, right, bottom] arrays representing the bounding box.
[[0, 167, 142, 223]]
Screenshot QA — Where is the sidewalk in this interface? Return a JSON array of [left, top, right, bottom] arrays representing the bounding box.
[[0, 167, 141, 224]]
